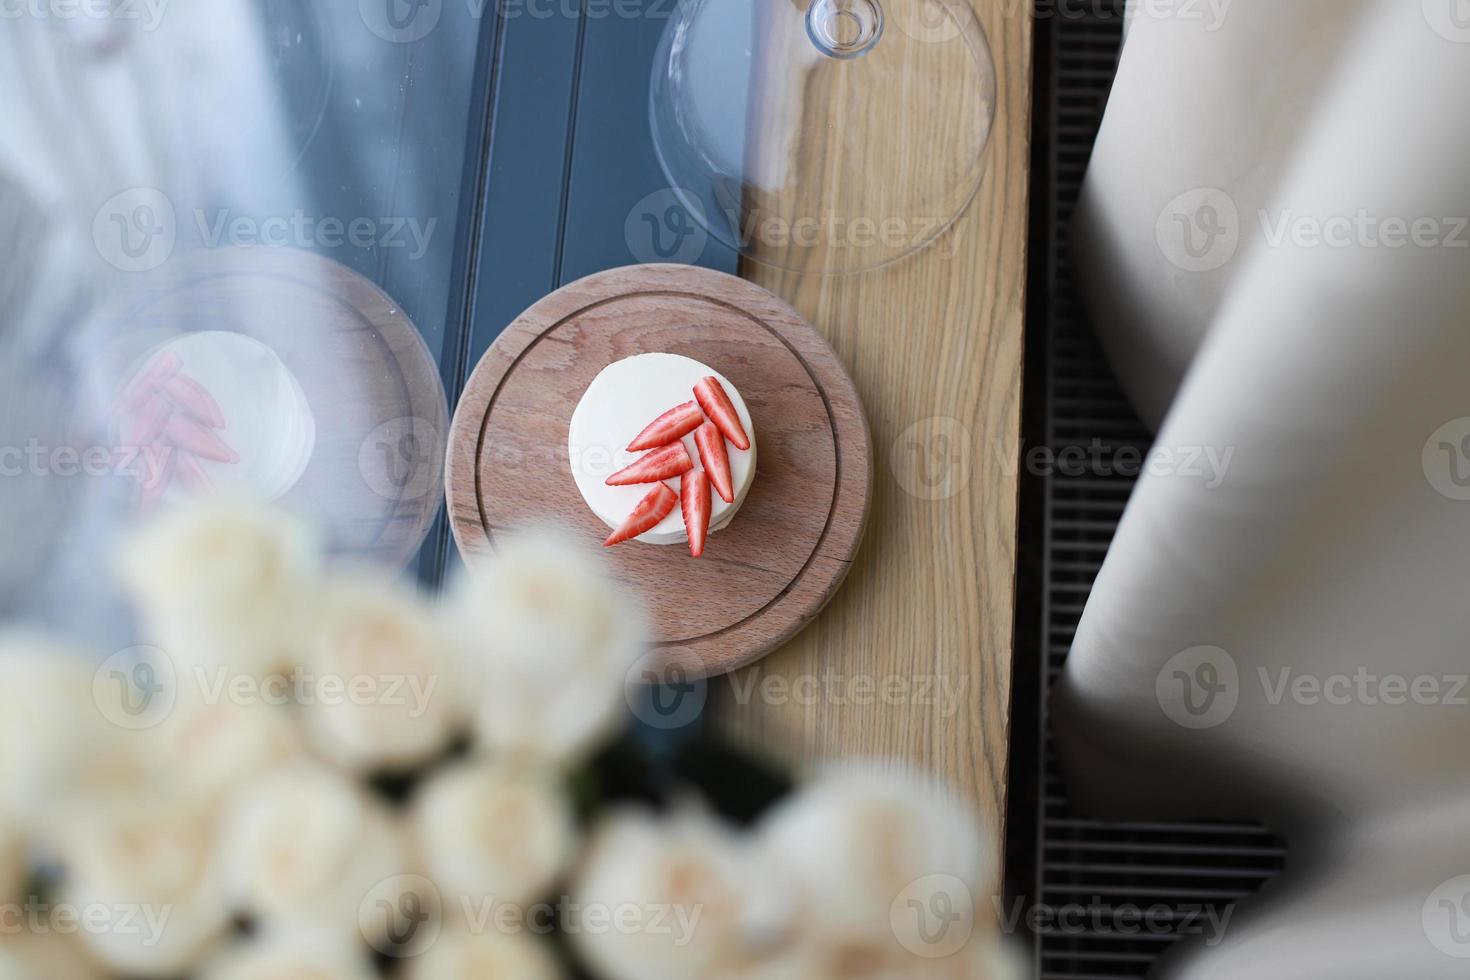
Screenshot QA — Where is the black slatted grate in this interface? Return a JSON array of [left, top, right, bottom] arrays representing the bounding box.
[[1026, 5, 1286, 978]]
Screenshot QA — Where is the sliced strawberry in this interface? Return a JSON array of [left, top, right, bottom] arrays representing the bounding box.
[[134, 444, 176, 512], [164, 414, 240, 464], [604, 483, 678, 547], [164, 374, 227, 429], [627, 400, 703, 452], [123, 394, 173, 447], [605, 441, 693, 486], [680, 469, 712, 558], [117, 350, 182, 413], [693, 376, 749, 451], [694, 422, 734, 504], [174, 453, 216, 495]]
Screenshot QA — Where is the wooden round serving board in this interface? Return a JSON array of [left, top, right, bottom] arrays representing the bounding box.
[[446, 264, 872, 678]]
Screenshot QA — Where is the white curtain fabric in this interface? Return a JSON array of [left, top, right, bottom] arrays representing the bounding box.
[[1056, 1, 1470, 977]]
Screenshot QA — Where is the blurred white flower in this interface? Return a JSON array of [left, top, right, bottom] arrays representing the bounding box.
[[402, 926, 566, 980], [756, 768, 991, 948], [28, 743, 161, 864], [411, 760, 577, 912], [298, 574, 463, 774], [0, 826, 24, 905], [452, 531, 643, 768], [53, 789, 232, 976], [569, 807, 795, 980], [0, 635, 99, 826], [355, 871, 443, 960], [150, 688, 300, 802], [0, 932, 106, 980], [117, 498, 319, 678], [221, 763, 405, 939], [198, 930, 379, 980], [715, 935, 1027, 980], [0, 950, 28, 980], [31, 729, 161, 856], [43, 649, 281, 856], [956, 939, 1031, 980]]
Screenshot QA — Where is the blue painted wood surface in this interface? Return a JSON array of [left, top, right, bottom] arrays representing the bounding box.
[[422, 0, 738, 582]]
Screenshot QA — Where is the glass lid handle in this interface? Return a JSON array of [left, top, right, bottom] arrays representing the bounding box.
[[806, 0, 884, 59]]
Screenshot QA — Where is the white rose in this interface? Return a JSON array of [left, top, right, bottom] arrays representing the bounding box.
[[45, 655, 286, 847], [31, 746, 162, 862], [54, 790, 232, 976], [0, 827, 24, 905], [411, 760, 576, 912], [718, 936, 1027, 980], [944, 939, 1030, 980], [198, 930, 378, 980], [221, 763, 405, 939], [298, 574, 463, 774], [452, 532, 643, 768], [150, 687, 301, 802], [403, 926, 566, 980], [0, 932, 107, 980], [117, 498, 319, 678], [0, 950, 28, 980], [31, 734, 163, 860], [0, 635, 99, 825], [756, 769, 991, 947], [569, 808, 794, 980]]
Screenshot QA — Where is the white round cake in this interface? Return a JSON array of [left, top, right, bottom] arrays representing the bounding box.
[[129, 331, 316, 502], [568, 353, 756, 545]]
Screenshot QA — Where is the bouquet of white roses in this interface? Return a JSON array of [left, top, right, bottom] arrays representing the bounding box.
[[0, 500, 1021, 980]]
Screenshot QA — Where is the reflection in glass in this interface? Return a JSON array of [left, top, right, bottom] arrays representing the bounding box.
[[0, 1, 482, 644]]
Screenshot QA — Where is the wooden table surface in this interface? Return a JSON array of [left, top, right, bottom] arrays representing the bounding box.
[[713, 0, 1031, 861]]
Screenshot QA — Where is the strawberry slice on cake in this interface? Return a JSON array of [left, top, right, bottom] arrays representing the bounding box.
[[626, 400, 704, 452], [693, 421, 734, 504], [681, 469, 711, 558], [604, 483, 678, 547], [694, 376, 750, 451], [605, 441, 694, 486]]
